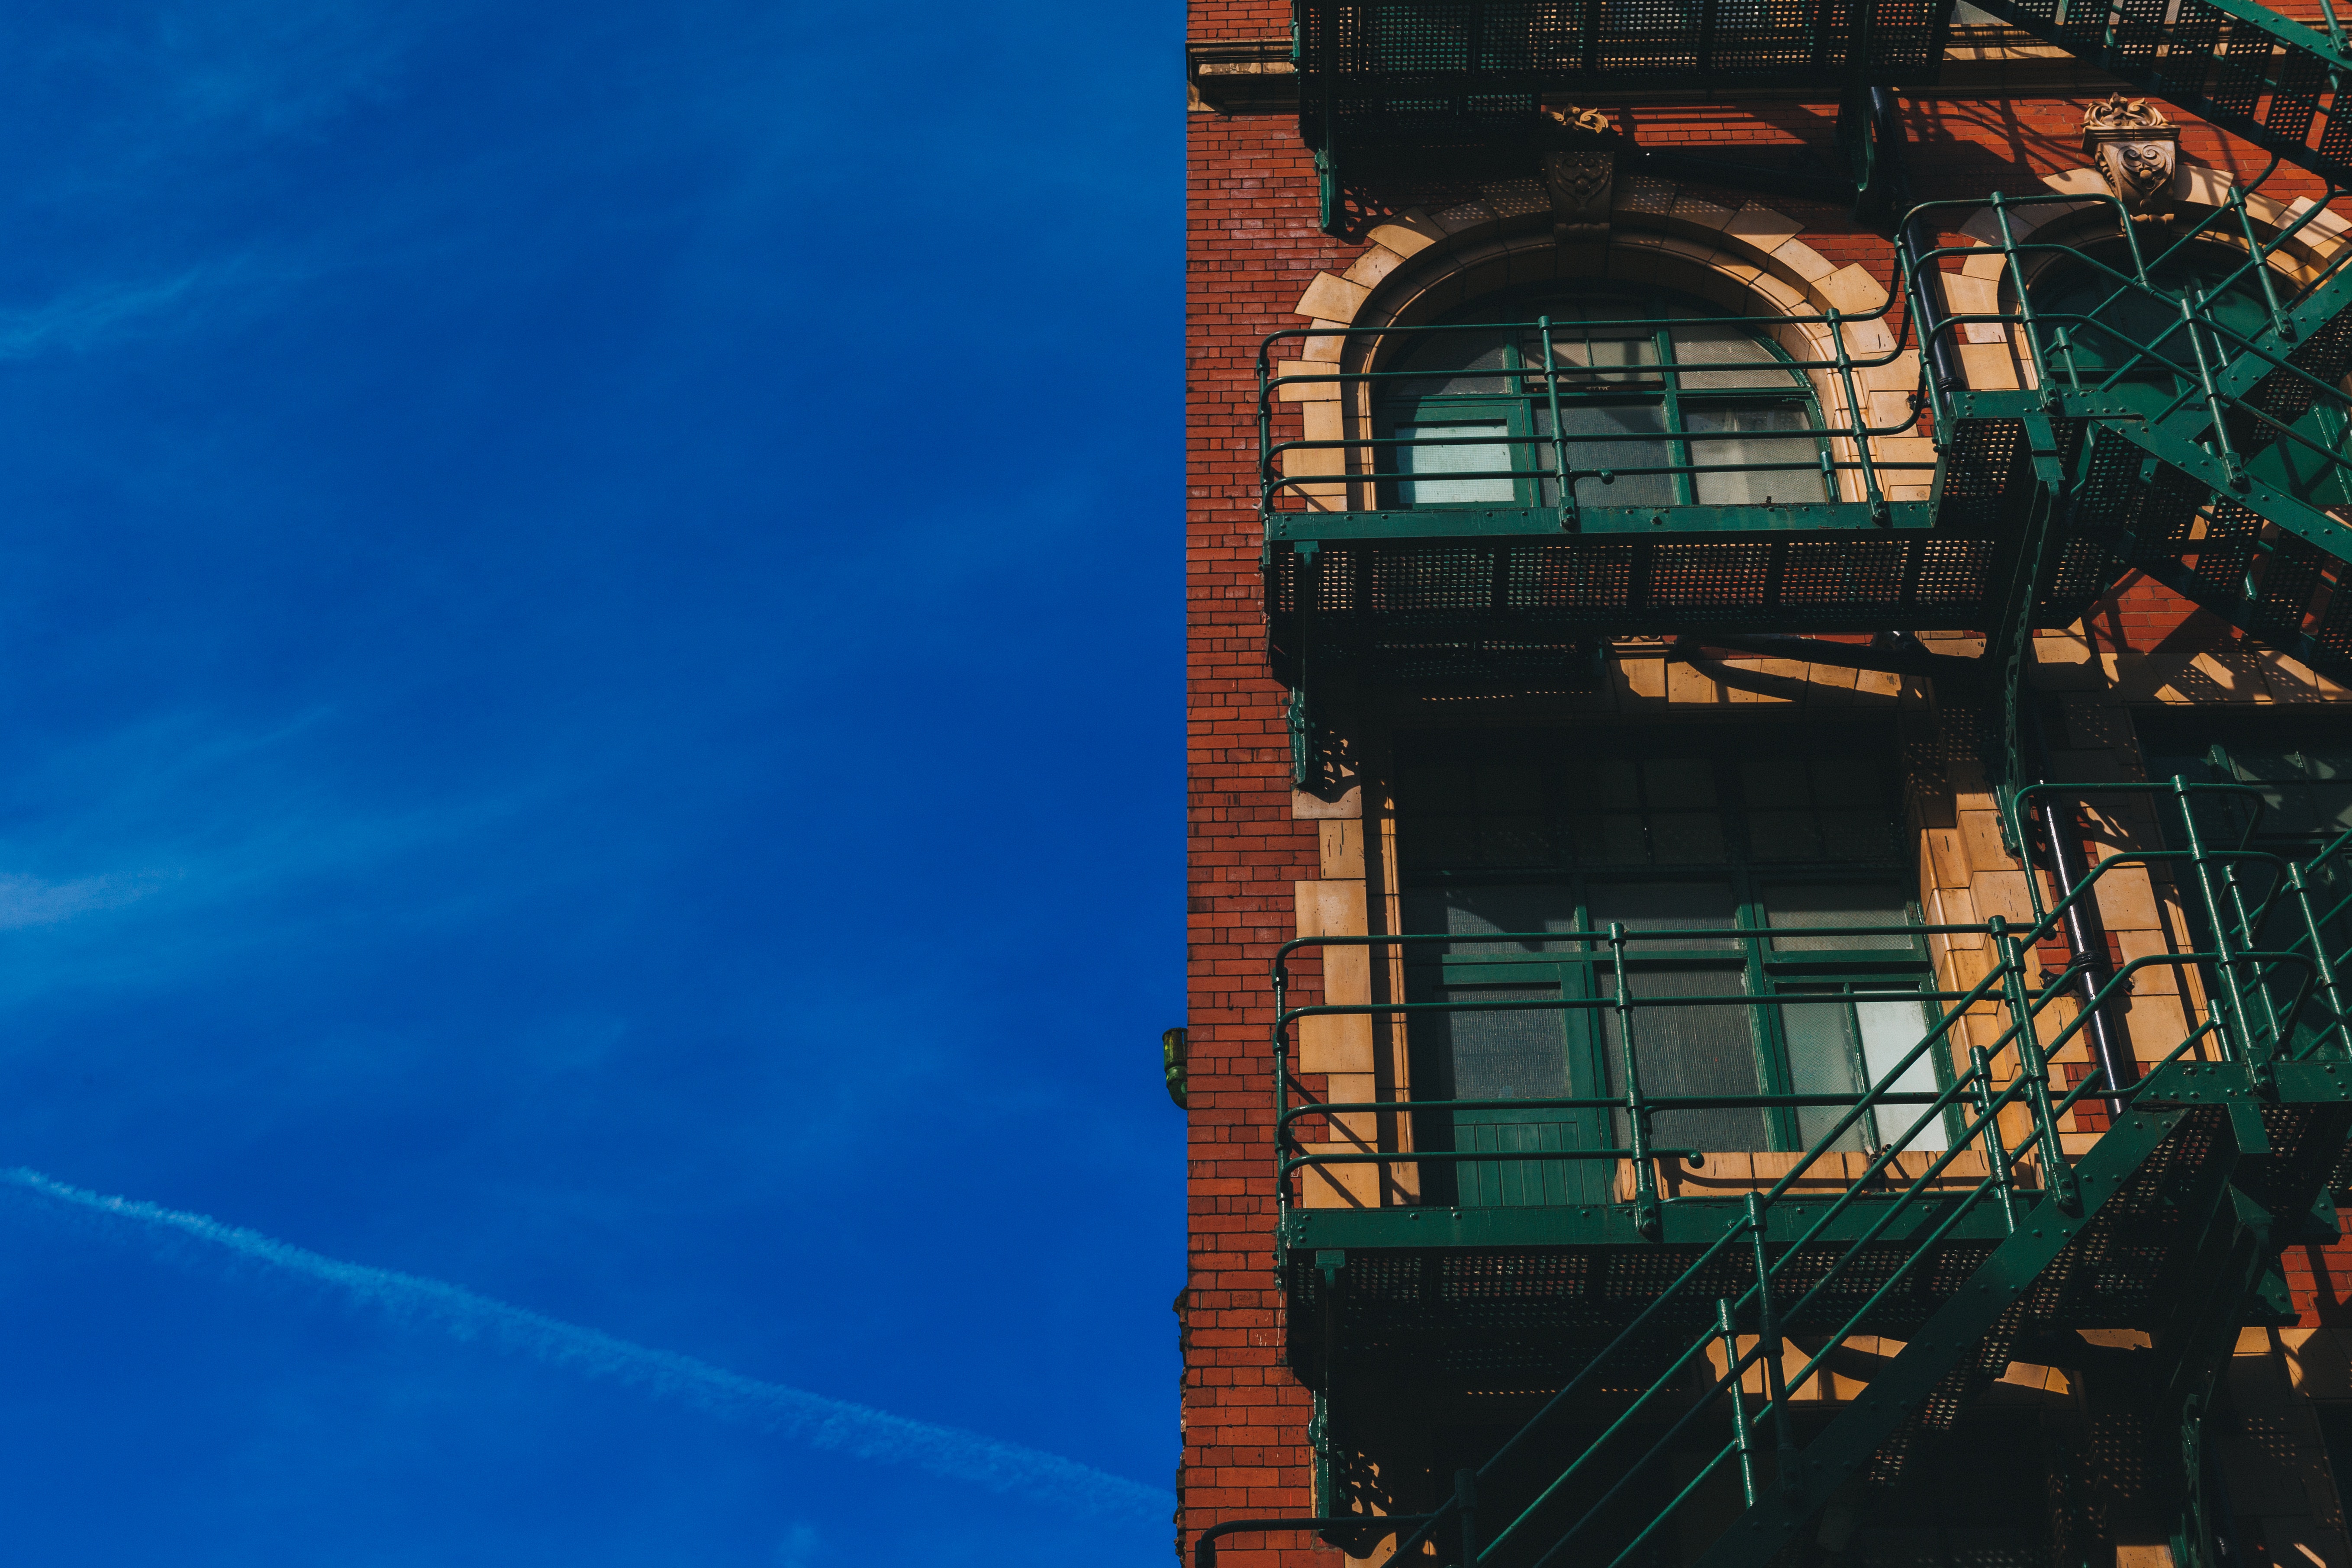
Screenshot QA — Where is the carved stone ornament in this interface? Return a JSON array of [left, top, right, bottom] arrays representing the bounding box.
[[1538, 104, 1620, 242], [2081, 92, 2181, 221]]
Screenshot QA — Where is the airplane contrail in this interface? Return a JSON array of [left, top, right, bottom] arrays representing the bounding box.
[[1, 1166, 1169, 1518]]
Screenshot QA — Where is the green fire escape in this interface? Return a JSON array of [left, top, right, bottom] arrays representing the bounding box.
[[1212, 2, 2352, 1563]]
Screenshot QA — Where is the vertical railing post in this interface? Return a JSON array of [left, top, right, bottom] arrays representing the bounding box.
[[2174, 776, 2266, 1075], [1718, 1296, 1759, 1507], [1614, 921, 1661, 1238], [1826, 304, 1887, 520], [2178, 286, 2249, 491], [2229, 186, 2296, 343], [1744, 1193, 1796, 1482], [2288, 861, 2352, 1060], [1540, 315, 1576, 532], [1972, 1044, 2021, 1233], [1994, 917, 2082, 1214], [1456, 1468, 1479, 1565]]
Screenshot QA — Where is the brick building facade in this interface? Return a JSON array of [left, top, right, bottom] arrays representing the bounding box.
[[1186, 6, 2352, 1566]]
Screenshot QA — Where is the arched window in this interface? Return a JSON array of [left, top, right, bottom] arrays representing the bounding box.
[[1373, 284, 1833, 512]]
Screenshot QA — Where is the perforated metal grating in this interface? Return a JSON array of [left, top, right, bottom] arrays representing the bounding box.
[[1266, 528, 2024, 691], [1295, 0, 1953, 148]]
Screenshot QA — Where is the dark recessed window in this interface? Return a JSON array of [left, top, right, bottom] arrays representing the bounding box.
[[1392, 725, 1942, 1204]]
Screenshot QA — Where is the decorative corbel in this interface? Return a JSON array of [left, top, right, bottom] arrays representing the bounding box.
[[1538, 104, 1621, 245], [2081, 92, 2180, 222]]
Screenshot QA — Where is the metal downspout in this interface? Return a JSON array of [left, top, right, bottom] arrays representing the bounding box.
[[1878, 86, 1964, 407]]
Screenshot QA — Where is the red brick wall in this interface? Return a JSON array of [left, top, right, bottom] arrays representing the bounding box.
[[1185, 106, 1334, 1566], [1182, 63, 2333, 1561]]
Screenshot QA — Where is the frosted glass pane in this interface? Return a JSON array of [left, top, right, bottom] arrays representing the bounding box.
[[1402, 883, 1582, 955], [1553, 404, 1675, 508], [1389, 330, 1512, 398], [1603, 967, 1768, 1150], [1418, 982, 1587, 1207], [1669, 322, 1804, 390], [1397, 422, 1515, 503], [1543, 330, 1662, 386], [1765, 883, 1913, 950], [1684, 405, 1827, 505], [1857, 995, 1947, 1152], [1587, 882, 1738, 949], [1424, 985, 1569, 1101]]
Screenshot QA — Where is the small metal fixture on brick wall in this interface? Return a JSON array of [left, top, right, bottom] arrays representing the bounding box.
[[2081, 91, 2180, 221], [1163, 1027, 1188, 1108]]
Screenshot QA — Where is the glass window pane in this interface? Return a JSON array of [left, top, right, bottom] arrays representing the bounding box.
[[1389, 329, 1513, 398], [1403, 883, 1583, 955], [1396, 422, 1517, 504], [1670, 322, 1806, 390], [1543, 327, 1663, 386], [1554, 404, 1675, 508], [1602, 967, 1769, 1151], [1778, 990, 1868, 1153], [1856, 995, 1947, 1151], [1422, 985, 1572, 1100], [1683, 404, 1829, 505], [1414, 982, 1588, 1208], [1764, 883, 1914, 950], [1587, 881, 1740, 950]]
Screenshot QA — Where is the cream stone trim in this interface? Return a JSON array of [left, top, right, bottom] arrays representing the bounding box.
[[1282, 188, 1927, 510], [1940, 164, 2352, 392]]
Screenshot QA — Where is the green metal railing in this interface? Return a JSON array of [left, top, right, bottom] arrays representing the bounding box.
[[1260, 778, 2348, 1568], [1257, 304, 1936, 534], [1904, 186, 2352, 531], [1887, 181, 2352, 726]]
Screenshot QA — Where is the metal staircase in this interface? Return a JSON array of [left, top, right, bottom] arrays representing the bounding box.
[[1911, 186, 2352, 652], [1199, 782, 2352, 1567]]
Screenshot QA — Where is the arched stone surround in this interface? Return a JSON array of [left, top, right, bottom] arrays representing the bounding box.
[[1276, 178, 1931, 510]]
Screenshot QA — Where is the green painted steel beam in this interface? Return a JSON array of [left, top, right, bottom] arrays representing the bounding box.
[[1281, 1191, 2029, 1256], [1263, 502, 1938, 544]]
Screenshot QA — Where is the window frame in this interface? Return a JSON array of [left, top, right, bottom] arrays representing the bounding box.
[[1396, 727, 1949, 1167], [1372, 287, 1834, 512]]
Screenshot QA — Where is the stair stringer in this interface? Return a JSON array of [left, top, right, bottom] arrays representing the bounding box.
[[1683, 1105, 2197, 1568]]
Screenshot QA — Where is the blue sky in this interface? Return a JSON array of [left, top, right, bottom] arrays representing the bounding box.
[[0, 3, 1179, 1562]]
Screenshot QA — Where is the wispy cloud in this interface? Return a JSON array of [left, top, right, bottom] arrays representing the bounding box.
[[0, 869, 170, 929], [3, 1168, 1170, 1519], [0, 270, 218, 360]]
